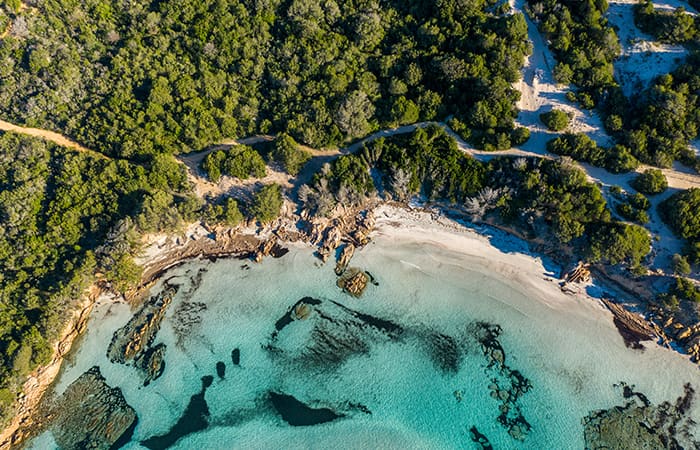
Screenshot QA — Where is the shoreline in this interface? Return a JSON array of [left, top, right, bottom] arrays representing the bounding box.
[[2, 201, 698, 448]]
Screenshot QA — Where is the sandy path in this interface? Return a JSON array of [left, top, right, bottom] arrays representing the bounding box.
[[0, 118, 108, 160]]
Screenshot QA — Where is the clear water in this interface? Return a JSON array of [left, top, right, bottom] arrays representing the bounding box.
[[30, 226, 700, 449]]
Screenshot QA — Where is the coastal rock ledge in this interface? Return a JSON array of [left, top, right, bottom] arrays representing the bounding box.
[[51, 366, 137, 450]]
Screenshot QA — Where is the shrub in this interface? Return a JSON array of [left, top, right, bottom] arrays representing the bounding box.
[[589, 222, 651, 267], [201, 146, 266, 182], [632, 169, 668, 194], [271, 133, 312, 176], [672, 253, 691, 275], [251, 184, 284, 223], [660, 188, 700, 240], [540, 109, 572, 131], [511, 127, 531, 145]]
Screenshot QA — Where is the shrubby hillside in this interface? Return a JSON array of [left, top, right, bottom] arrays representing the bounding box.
[[0, 0, 531, 156]]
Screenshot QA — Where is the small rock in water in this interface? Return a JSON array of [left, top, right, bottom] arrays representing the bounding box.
[[202, 375, 214, 388], [216, 361, 226, 379], [231, 348, 240, 365], [336, 267, 370, 297]]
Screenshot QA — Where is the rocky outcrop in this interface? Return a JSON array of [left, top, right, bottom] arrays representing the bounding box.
[[336, 268, 369, 297], [601, 299, 656, 349], [335, 243, 355, 276], [136, 343, 166, 387], [254, 239, 289, 263], [0, 288, 102, 450], [107, 285, 177, 364], [51, 366, 137, 450], [564, 261, 591, 283], [583, 382, 698, 449]]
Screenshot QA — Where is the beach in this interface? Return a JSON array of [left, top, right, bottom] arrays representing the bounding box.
[[24, 204, 700, 449]]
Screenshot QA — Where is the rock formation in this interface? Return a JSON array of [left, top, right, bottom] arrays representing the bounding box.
[[107, 285, 177, 364], [136, 343, 166, 387], [334, 243, 355, 276], [336, 268, 369, 297], [51, 366, 137, 450], [583, 382, 698, 449], [601, 299, 656, 349]]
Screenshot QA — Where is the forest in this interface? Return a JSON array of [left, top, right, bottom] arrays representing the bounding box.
[[0, 0, 531, 156]]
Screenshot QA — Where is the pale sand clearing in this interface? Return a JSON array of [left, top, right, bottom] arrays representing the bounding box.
[[608, 0, 690, 97]]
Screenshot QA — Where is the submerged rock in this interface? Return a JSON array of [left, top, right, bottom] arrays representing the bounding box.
[[336, 267, 369, 297], [137, 343, 167, 387], [107, 285, 178, 364], [268, 298, 403, 368], [469, 426, 493, 450], [583, 382, 699, 449], [269, 392, 343, 426], [51, 366, 137, 450], [471, 322, 532, 441]]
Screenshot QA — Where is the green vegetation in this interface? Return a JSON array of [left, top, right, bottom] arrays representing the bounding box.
[[201, 146, 266, 182], [634, 1, 698, 44], [270, 134, 311, 176], [527, 0, 620, 102], [632, 169, 668, 195], [546, 133, 638, 173], [669, 276, 700, 303], [616, 192, 650, 225], [529, 0, 700, 170], [540, 109, 571, 131], [0, 131, 192, 420], [672, 253, 692, 276], [251, 184, 284, 224], [302, 126, 647, 265], [589, 222, 651, 267], [660, 188, 700, 241], [0, 0, 531, 155], [660, 188, 700, 263], [204, 198, 244, 226]]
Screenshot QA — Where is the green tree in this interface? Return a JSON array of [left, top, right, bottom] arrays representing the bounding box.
[[672, 253, 691, 275], [271, 133, 311, 176], [540, 109, 572, 131], [633, 169, 668, 195], [251, 184, 284, 223]]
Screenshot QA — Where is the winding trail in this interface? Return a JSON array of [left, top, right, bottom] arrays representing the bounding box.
[[0, 119, 108, 160]]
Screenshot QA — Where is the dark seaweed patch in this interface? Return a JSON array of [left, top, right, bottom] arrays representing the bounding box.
[[426, 332, 461, 373], [469, 426, 493, 450], [216, 362, 226, 379], [328, 299, 403, 337], [269, 392, 343, 426], [141, 376, 212, 449], [231, 348, 240, 365]]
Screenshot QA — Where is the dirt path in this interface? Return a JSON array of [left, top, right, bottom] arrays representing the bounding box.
[[0, 119, 108, 160]]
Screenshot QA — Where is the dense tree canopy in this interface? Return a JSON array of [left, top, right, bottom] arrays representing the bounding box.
[[0, 132, 192, 417], [0, 0, 531, 156]]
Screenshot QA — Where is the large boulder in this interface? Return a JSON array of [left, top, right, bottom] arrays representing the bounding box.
[[336, 268, 369, 297], [51, 366, 137, 450]]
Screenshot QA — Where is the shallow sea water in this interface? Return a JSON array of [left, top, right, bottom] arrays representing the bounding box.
[[30, 230, 700, 449]]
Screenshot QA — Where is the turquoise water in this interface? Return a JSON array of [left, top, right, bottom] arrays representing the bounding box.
[[31, 225, 700, 449]]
